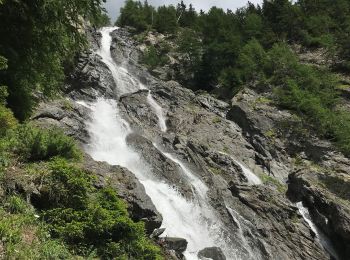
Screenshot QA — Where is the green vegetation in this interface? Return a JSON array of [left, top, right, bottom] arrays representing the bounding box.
[[8, 125, 82, 162], [261, 174, 287, 193], [0, 123, 162, 259], [118, 0, 350, 157], [0, 0, 109, 120], [0, 3, 158, 256], [320, 175, 350, 201], [142, 45, 169, 69], [117, 0, 178, 33], [0, 203, 73, 259]]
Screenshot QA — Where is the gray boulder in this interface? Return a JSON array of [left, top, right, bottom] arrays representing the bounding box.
[[198, 247, 226, 260], [160, 237, 188, 254]]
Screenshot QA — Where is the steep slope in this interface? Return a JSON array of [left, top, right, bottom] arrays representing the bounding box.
[[31, 27, 349, 260]]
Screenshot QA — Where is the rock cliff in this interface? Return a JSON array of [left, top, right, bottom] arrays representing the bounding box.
[[31, 27, 349, 260]]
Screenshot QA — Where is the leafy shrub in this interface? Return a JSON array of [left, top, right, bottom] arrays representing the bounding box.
[[218, 39, 267, 95], [5, 195, 28, 214], [0, 105, 17, 137], [0, 207, 72, 259], [142, 45, 168, 69], [10, 125, 81, 162], [35, 159, 162, 259], [0, 85, 8, 105], [37, 158, 92, 210]]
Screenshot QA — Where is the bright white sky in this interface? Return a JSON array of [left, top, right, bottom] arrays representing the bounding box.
[[104, 0, 263, 23]]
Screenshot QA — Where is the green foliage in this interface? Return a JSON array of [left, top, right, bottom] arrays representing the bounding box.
[[0, 55, 7, 70], [5, 195, 28, 214], [155, 5, 178, 34], [242, 13, 264, 40], [219, 39, 267, 94], [90, 9, 111, 27], [0, 85, 8, 105], [117, 0, 150, 32], [142, 45, 168, 69], [261, 174, 287, 193], [9, 125, 81, 162], [0, 202, 72, 259], [0, 0, 106, 120], [117, 0, 181, 34], [0, 147, 162, 259], [0, 105, 17, 137], [177, 28, 202, 71], [35, 159, 162, 259], [264, 44, 350, 155]]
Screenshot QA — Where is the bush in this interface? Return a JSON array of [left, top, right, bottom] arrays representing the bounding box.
[[0, 105, 17, 137], [5, 195, 28, 214], [36, 159, 162, 259], [0, 207, 72, 259], [142, 45, 168, 69], [10, 125, 81, 162], [0, 85, 8, 105]]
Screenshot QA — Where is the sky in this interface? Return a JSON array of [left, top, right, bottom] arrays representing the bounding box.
[[104, 0, 263, 23]]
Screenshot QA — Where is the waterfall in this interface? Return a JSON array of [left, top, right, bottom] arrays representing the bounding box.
[[97, 27, 167, 131], [296, 202, 339, 260], [84, 27, 243, 259], [226, 206, 256, 259], [219, 151, 262, 185], [147, 92, 167, 132]]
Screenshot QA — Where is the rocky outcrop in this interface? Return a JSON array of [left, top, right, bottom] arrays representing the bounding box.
[[31, 27, 350, 260], [288, 169, 350, 259], [83, 154, 162, 234], [160, 237, 188, 255], [198, 247, 226, 260]]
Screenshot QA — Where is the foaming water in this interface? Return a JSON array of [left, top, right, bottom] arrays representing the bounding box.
[[234, 161, 262, 185], [97, 27, 167, 132], [86, 98, 229, 259], [156, 148, 208, 199], [226, 207, 255, 259], [219, 152, 262, 185], [97, 27, 140, 95], [85, 26, 242, 259], [296, 202, 339, 260], [147, 92, 167, 132]]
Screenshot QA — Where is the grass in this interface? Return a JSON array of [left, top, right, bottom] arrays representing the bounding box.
[[265, 129, 277, 140], [336, 84, 350, 90], [319, 175, 350, 201], [261, 174, 287, 193], [212, 117, 222, 124], [209, 166, 223, 175], [0, 199, 72, 259], [62, 99, 74, 111]]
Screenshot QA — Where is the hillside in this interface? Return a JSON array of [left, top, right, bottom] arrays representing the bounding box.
[[0, 0, 350, 259]]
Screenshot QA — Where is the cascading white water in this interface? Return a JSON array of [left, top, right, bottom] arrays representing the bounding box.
[[226, 207, 255, 259], [85, 27, 240, 259], [219, 151, 262, 185], [97, 27, 167, 131], [234, 161, 262, 185], [296, 202, 339, 260], [147, 92, 167, 132]]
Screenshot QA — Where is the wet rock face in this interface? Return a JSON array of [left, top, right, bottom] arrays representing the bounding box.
[[160, 237, 188, 257], [198, 247, 226, 260], [67, 52, 117, 101], [31, 27, 350, 260], [31, 100, 91, 144], [288, 170, 350, 259], [82, 154, 162, 234]]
